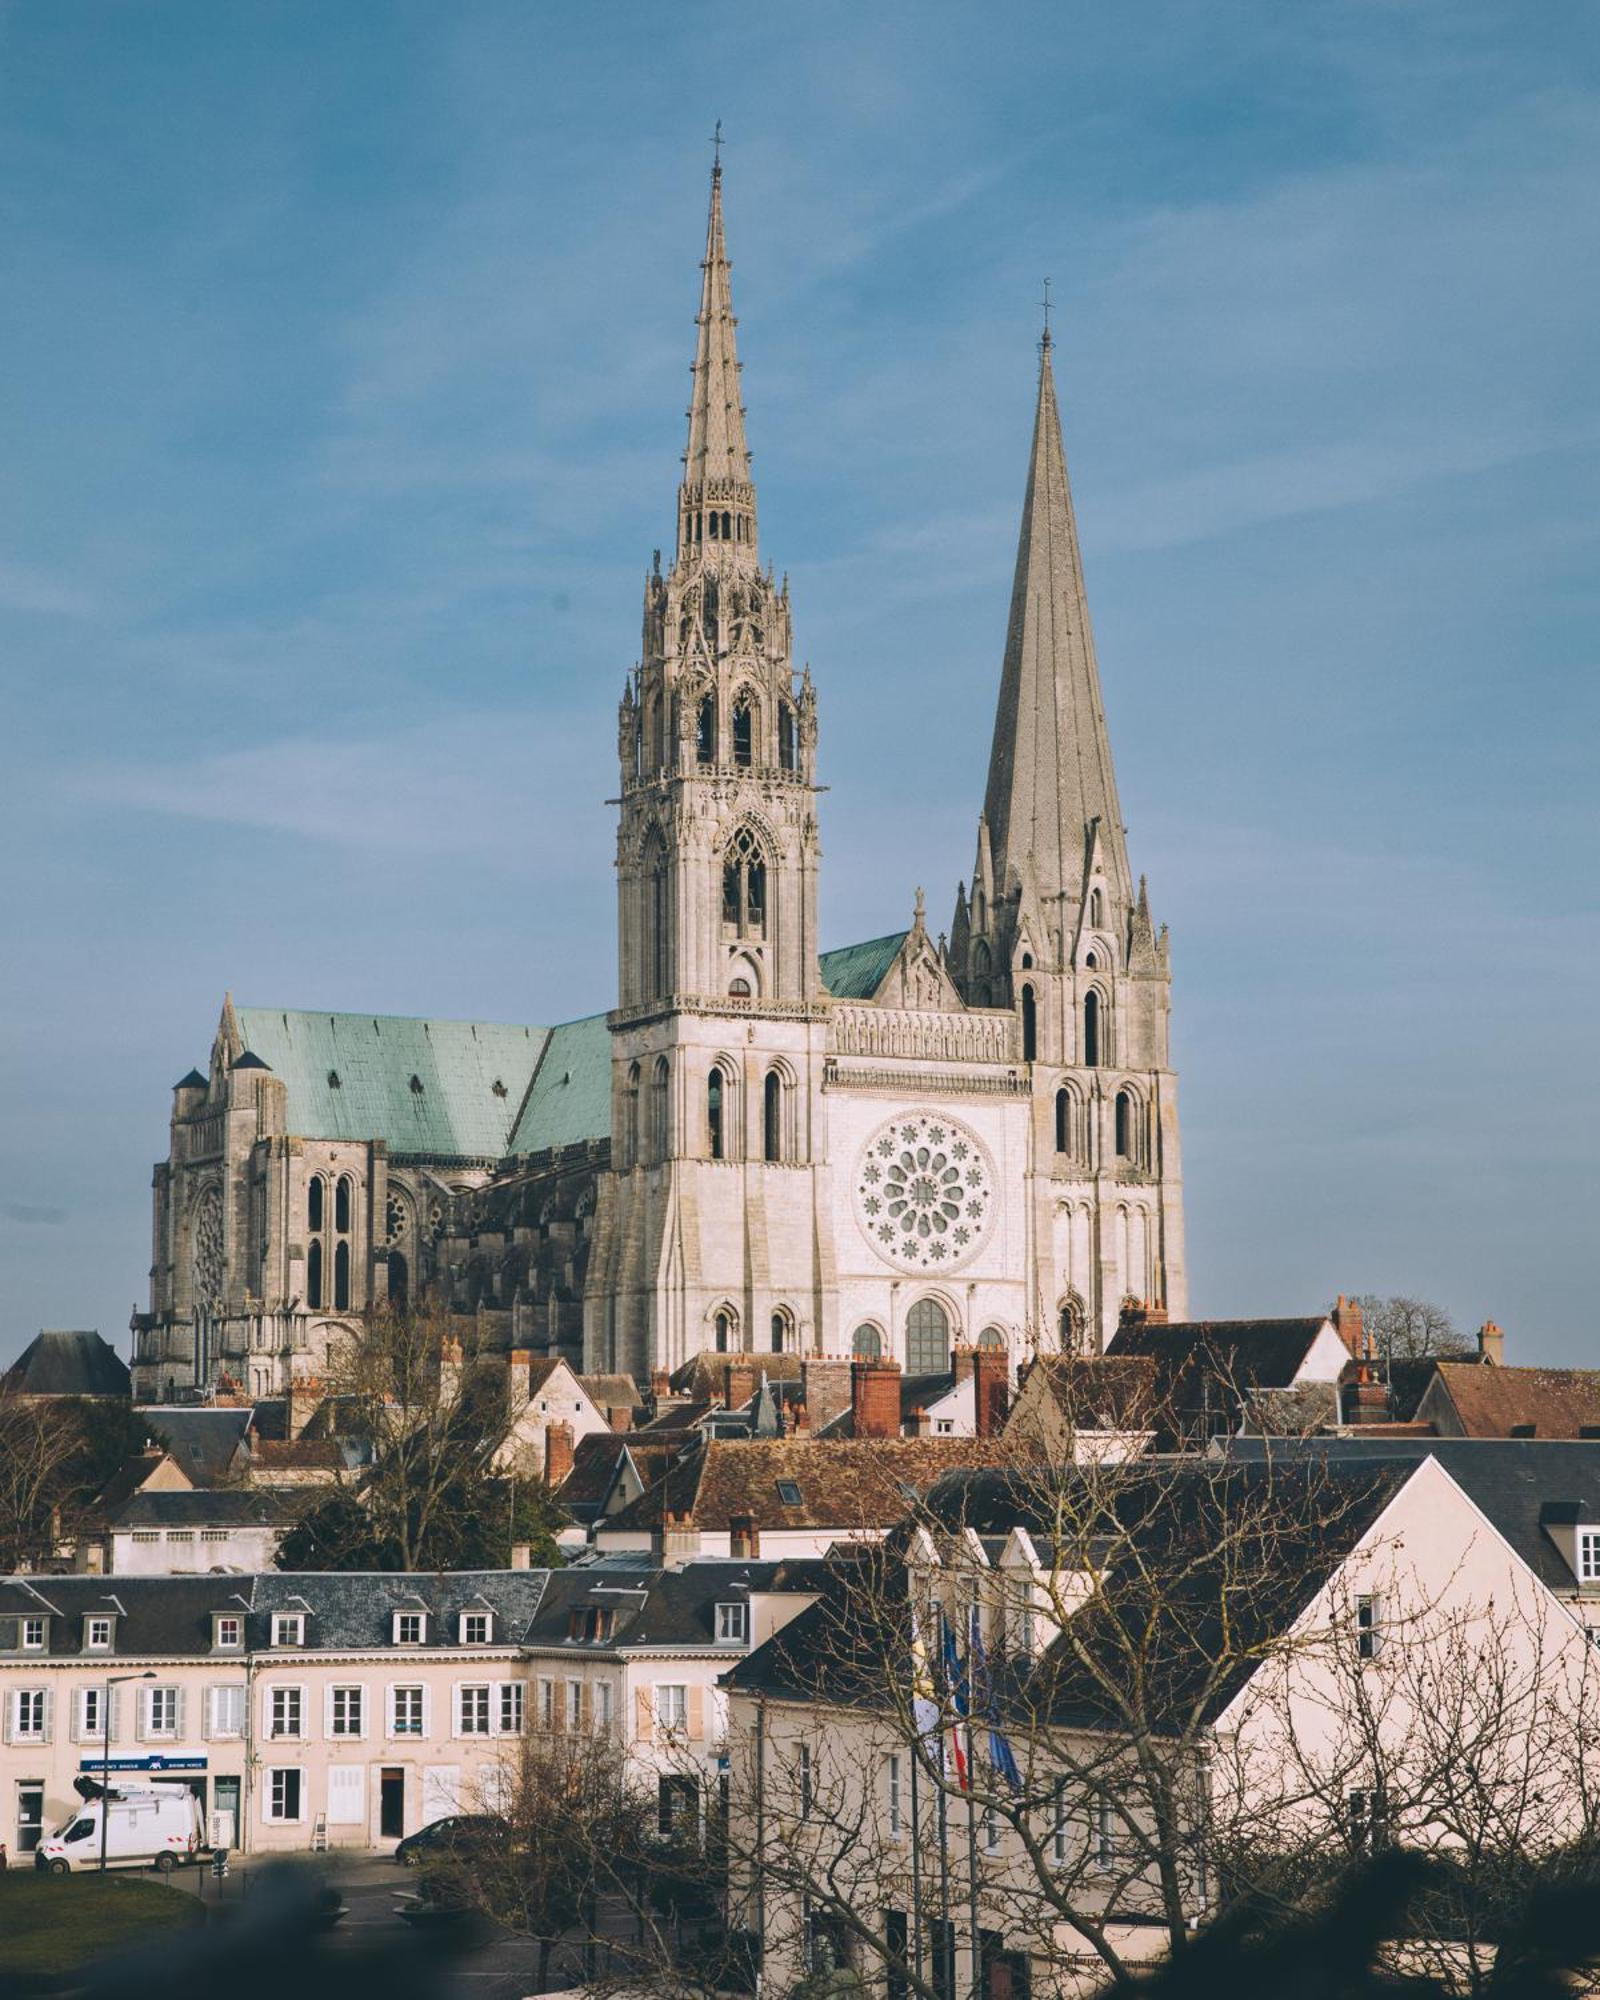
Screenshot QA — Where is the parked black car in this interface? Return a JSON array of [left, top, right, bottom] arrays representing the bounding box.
[[393, 1815, 505, 1867]]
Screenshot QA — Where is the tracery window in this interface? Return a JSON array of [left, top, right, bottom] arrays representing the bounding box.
[[644, 831, 670, 999], [1058, 1299, 1085, 1352], [778, 702, 796, 772], [722, 826, 766, 937], [852, 1324, 883, 1359], [696, 692, 716, 765], [732, 694, 756, 767], [906, 1298, 951, 1375]]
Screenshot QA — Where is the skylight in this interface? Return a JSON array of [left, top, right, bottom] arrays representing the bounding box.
[[776, 1479, 803, 1506]]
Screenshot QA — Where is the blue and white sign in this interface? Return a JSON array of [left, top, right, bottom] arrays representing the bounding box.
[[77, 1755, 207, 1773]]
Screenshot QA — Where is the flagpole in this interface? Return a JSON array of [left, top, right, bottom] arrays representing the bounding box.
[[964, 1693, 982, 2000], [909, 1719, 925, 1991]]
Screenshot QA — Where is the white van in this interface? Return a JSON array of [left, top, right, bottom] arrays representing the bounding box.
[[36, 1777, 205, 1874]]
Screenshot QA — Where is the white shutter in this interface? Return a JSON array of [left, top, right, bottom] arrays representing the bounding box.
[[326, 1766, 365, 1826], [324, 1685, 337, 1739], [171, 1688, 185, 1740], [135, 1687, 149, 1742], [68, 1689, 83, 1744], [385, 1685, 397, 1737], [3, 1691, 14, 1745], [107, 1686, 121, 1742], [420, 1684, 431, 1738], [451, 1684, 463, 1738], [353, 1686, 367, 1740]]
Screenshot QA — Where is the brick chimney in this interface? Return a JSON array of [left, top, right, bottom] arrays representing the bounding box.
[[543, 1420, 575, 1488], [509, 1348, 534, 1399], [972, 1348, 1011, 1439], [722, 1360, 759, 1414], [906, 1406, 935, 1439], [1141, 1300, 1169, 1326], [800, 1357, 852, 1433], [607, 1404, 634, 1434], [649, 1368, 672, 1402], [952, 1346, 976, 1386], [730, 1512, 760, 1559], [852, 1359, 902, 1439], [1478, 1320, 1504, 1367], [1331, 1295, 1365, 1361], [1118, 1300, 1149, 1335], [286, 1373, 322, 1440], [1342, 1378, 1390, 1425]]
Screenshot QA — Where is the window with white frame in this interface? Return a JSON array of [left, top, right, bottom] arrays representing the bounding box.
[[85, 1617, 112, 1652], [20, 1617, 45, 1651], [982, 1801, 1001, 1855], [11, 1690, 48, 1740], [77, 1686, 105, 1739], [271, 1613, 305, 1648], [214, 1616, 243, 1652], [499, 1683, 525, 1735], [886, 1753, 904, 1838], [165, 1530, 193, 1545], [130, 1531, 158, 1544], [460, 1612, 491, 1645], [393, 1611, 425, 1645], [565, 1680, 582, 1731], [145, 1686, 180, 1738], [457, 1685, 491, 1736], [654, 1683, 687, 1734], [715, 1602, 749, 1644], [594, 1682, 613, 1733], [330, 1686, 365, 1737], [201, 1530, 229, 1545], [1579, 1529, 1600, 1584], [266, 1768, 303, 1822], [390, 1685, 424, 1736], [208, 1685, 245, 1739], [1091, 1792, 1116, 1868], [268, 1686, 303, 1739], [1356, 1594, 1384, 1661]]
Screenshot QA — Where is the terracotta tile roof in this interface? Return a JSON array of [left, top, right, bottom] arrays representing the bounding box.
[[1430, 1363, 1600, 1439], [251, 1437, 345, 1472], [558, 1433, 693, 1516], [605, 1436, 1012, 1535]]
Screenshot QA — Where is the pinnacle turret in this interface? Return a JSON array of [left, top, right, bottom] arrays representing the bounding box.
[[980, 329, 1131, 931]]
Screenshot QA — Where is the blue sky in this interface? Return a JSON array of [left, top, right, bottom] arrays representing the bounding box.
[[1, 1, 1596, 1365]]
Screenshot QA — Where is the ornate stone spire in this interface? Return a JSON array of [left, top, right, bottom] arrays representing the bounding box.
[[981, 325, 1131, 923], [678, 156, 757, 568]]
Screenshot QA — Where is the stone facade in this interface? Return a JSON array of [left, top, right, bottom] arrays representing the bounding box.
[[134, 163, 1185, 1404]]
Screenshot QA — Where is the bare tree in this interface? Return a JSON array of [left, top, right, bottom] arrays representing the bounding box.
[[0, 1389, 83, 1569], [1355, 1295, 1473, 1364], [277, 1302, 535, 1572]]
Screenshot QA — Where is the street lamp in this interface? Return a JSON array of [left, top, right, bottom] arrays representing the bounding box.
[[100, 1673, 157, 1873]]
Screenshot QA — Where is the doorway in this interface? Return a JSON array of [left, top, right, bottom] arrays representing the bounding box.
[[16, 1782, 43, 1855], [212, 1776, 240, 1849], [380, 1768, 405, 1840]]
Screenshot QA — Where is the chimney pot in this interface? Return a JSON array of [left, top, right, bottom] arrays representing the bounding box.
[[1478, 1320, 1504, 1367]]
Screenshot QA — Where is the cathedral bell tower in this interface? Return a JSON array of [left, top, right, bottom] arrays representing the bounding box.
[[586, 159, 831, 1379], [949, 323, 1187, 1347]]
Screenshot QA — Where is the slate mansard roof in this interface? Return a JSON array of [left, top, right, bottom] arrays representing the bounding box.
[[0, 1572, 552, 1658], [227, 941, 903, 1164]]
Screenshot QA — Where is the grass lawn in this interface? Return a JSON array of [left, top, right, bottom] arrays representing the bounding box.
[[0, 1870, 204, 1976]]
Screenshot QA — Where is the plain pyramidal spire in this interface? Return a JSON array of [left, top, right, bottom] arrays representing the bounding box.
[[981, 320, 1131, 915]]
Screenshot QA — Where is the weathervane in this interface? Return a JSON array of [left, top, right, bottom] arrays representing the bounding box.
[[1041, 275, 1053, 350]]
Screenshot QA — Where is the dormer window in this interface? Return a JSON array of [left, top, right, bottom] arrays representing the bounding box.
[[271, 1613, 306, 1648], [393, 1610, 426, 1645], [569, 1606, 616, 1643], [21, 1616, 46, 1651], [84, 1616, 113, 1653], [459, 1612, 491, 1645], [715, 1603, 749, 1644], [1579, 1529, 1600, 1584], [214, 1615, 244, 1652]]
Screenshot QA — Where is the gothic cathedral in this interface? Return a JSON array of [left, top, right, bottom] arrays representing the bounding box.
[[132, 162, 1185, 1405]]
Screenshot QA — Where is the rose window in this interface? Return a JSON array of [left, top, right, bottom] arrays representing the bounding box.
[[853, 1113, 995, 1274], [193, 1185, 225, 1306]]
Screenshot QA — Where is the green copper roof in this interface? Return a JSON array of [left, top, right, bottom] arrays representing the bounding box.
[[232, 932, 907, 1162], [236, 1008, 549, 1158], [819, 931, 907, 1000], [508, 1013, 611, 1155]]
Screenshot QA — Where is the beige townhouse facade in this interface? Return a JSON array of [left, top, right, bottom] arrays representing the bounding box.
[[0, 1560, 817, 1863]]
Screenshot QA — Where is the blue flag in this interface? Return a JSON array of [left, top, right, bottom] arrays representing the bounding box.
[[969, 1608, 1023, 1795]]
